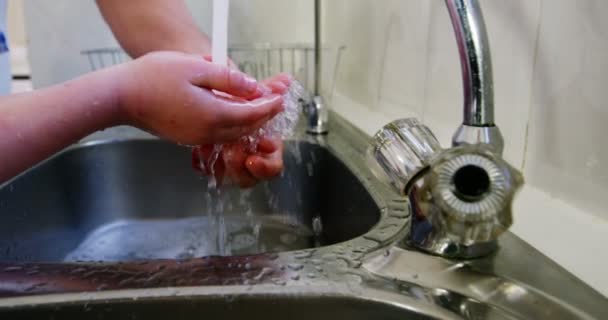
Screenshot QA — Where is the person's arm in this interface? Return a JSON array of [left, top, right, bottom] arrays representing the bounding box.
[[95, 0, 285, 187], [0, 67, 122, 181], [96, 0, 211, 58], [0, 52, 282, 183]]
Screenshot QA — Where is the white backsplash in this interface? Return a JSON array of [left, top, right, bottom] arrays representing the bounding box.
[[23, 0, 313, 88], [527, 0, 608, 224], [326, 0, 608, 295]]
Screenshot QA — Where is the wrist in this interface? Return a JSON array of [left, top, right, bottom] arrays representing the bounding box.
[[111, 62, 138, 127]]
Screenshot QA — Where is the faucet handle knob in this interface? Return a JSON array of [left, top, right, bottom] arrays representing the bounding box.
[[429, 146, 523, 241], [408, 145, 524, 258], [367, 118, 442, 194]]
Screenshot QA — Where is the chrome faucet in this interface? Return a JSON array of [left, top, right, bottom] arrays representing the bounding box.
[[304, 0, 329, 134], [447, 0, 504, 154], [367, 0, 523, 258]]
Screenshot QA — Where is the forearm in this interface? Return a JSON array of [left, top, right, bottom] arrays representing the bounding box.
[[0, 66, 124, 182], [96, 0, 211, 58]]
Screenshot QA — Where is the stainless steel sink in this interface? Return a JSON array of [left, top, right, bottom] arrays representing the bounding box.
[[0, 116, 606, 319], [0, 135, 380, 262]]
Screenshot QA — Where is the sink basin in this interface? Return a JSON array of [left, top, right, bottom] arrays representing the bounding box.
[[0, 138, 380, 262], [0, 116, 605, 320]]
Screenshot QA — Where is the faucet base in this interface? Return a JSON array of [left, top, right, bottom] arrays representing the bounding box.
[[452, 124, 504, 155], [305, 95, 329, 135], [368, 119, 523, 260], [407, 237, 498, 259]]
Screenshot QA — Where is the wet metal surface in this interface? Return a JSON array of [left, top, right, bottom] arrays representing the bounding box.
[[0, 115, 605, 319]]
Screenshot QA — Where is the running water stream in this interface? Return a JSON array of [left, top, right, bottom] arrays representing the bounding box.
[[199, 0, 304, 256]]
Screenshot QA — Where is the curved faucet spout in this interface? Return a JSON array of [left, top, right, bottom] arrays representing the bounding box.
[[445, 0, 504, 153]]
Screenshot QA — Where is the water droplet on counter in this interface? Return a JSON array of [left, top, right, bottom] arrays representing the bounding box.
[[272, 279, 287, 286], [342, 273, 364, 284], [333, 246, 345, 255], [287, 263, 303, 271], [294, 250, 314, 259], [253, 267, 274, 281], [3, 266, 23, 272], [25, 282, 48, 292]]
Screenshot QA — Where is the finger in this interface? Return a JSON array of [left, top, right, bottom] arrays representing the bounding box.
[[190, 60, 262, 98], [211, 115, 271, 143], [262, 73, 293, 86], [264, 81, 288, 95], [261, 74, 293, 95], [223, 144, 259, 188], [203, 55, 240, 71], [214, 94, 284, 127], [245, 151, 284, 180], [257, 137, 281, 153], [204, 55, 258, 97]]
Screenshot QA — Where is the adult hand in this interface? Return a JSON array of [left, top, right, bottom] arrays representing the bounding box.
[[117, 51, 283, 145]]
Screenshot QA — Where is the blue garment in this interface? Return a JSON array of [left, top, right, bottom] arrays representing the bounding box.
[[0, 31, 9, 54], [0, 0, 11, 95], [0, 0, 7, 54]]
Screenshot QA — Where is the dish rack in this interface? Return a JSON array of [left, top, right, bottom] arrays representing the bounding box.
[[81, 43, 345, 98]]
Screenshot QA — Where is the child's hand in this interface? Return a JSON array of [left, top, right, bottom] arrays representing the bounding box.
[[193, 137, 284, 188], [192, 74, 294, 188], [228, 136, 284, 188], [116, 51, 284, 145]]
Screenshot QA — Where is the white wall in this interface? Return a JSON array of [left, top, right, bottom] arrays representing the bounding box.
[[23, 0, 313, 88], [325, 0, 608, 296], [7, 0, 26, 48]]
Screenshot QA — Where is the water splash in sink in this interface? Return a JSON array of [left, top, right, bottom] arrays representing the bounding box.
[[64, 215, 315, 262], [190, 80, 304, 256]]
